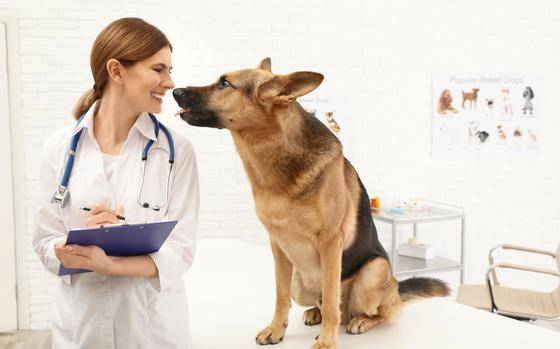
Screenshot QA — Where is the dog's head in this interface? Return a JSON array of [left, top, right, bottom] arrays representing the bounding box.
[[172, 58, 324, 131], [523, 86, 534, 100], [439, 89, 452, 104], [469, 121, 480, 136]]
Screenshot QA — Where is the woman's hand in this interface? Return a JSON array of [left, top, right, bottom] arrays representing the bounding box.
[[85, 203, 125, 228], [54, 240, 114, 274]]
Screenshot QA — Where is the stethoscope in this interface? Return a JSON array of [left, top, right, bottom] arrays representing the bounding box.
[[51, 113, 175, 211]]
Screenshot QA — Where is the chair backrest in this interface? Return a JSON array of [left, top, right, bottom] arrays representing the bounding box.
[[557, 242, 560, 271], [556, 243, 560, 313]]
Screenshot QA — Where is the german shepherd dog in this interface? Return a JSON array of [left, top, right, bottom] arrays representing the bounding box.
[[173, 58, 449, 349]]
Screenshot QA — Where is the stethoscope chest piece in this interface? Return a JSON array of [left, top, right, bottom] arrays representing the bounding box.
[[51, 185, 70, 208]]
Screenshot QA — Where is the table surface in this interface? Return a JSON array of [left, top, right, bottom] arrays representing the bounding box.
[[372, 199, 465, 224], [184, 239, 559, 349]]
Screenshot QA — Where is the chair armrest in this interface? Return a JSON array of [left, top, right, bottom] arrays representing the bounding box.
[[487, 262, 560, 277], [485, 262, 560, 313], [489, 244, 556, 260], [488, 244, 556, 285]]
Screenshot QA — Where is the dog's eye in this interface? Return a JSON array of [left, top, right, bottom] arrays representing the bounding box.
[[218, 78, 231, 90]]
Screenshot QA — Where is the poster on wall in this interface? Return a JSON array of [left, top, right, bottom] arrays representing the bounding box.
[[432, 74, 541, 157], [299, 96, 357, 163]]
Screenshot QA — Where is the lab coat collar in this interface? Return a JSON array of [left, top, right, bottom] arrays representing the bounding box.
[[71, 101, 96, 138], [133, 112, 158, 141], [71, 101, 157, 141]]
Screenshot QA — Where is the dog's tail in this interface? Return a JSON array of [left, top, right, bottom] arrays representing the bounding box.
[[398, 277, 450, 303]]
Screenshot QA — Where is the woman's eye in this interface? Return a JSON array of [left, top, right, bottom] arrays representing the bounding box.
[[218, 79, 231, 89], [153, 68, 162, 74]]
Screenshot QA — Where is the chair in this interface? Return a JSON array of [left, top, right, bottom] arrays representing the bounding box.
[[456, 243, 560, 321]]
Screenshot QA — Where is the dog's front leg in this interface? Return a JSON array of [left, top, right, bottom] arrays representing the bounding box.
[[255, 241, 293, 345], [312, 236, 343, 349]]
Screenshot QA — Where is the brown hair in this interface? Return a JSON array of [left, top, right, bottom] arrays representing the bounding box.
[[72, 17, 173, 119]]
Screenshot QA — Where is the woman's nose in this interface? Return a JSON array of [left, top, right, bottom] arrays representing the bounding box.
[[163, 77, 175, 90]]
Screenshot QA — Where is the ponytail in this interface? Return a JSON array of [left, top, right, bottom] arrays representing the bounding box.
[[72, 88, 98, 120]]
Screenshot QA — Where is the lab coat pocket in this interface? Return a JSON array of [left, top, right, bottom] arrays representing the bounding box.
[[145, 279, 191, 348]]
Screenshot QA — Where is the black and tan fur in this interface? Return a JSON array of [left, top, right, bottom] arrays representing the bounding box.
[[173, 58, 449, 349]]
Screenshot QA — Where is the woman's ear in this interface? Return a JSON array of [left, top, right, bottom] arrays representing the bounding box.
[[106, 58, 124, 85]]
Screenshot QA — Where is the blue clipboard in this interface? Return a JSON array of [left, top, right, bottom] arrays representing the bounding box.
[[58, 220, 178, 276]]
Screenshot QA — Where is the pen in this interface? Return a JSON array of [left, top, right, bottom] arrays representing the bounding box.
[[79, 206, 126, 221]]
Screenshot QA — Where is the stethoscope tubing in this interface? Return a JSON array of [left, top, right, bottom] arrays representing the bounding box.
[[53, 112, 175, 211]]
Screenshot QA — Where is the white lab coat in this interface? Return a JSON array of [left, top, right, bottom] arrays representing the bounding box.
[[32, 102, 199, 349]]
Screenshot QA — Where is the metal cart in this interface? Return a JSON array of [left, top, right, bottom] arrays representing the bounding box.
[[372, 199, 466, 283]]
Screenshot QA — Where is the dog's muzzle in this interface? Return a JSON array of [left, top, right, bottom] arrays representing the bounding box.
[[173, 87, 221, 128], [173, 88, 202, 108]]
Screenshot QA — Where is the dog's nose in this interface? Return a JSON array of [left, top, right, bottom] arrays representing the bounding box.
[[173, 87, 202, 107], [173, 88, 187, 102]]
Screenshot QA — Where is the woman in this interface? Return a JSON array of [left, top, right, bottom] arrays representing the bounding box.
[[32, 18, 199, 348]]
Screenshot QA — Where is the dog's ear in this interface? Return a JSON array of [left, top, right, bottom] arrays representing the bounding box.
[[258, 58, 272, 72], [257, 71, 324, 105]]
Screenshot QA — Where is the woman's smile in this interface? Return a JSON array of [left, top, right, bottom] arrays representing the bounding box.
[[151, 91, 165, 103]]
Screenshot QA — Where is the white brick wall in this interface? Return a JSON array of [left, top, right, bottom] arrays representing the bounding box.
[[2, 0, 560, 329]]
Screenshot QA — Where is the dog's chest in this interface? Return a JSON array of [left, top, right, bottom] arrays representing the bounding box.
[[254, 191, 319, 234], [275, 234, 322, 279], [253, 191, 322, 273]]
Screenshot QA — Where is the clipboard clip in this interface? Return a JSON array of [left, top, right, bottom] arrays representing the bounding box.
[[100, 220, 147, 228]]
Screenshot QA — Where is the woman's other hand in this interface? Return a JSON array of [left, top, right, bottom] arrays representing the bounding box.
[[85, 203, 125, 227], [54, 240, 114, 274]]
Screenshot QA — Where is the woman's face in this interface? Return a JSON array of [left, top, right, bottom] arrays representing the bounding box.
[[121, 46, 175, 114]]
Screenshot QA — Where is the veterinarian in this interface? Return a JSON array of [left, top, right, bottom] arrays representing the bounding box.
[[32, 18, 199, 348]]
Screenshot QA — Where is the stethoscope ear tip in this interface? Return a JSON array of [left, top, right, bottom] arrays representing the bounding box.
[[141, 202, 161, 211]]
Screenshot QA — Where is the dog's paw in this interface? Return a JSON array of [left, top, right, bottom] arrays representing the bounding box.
[[303, 307, 322, 326], [346, 315, 378, 335], [310, 339, 336, 349], [255, 324, 286, 345], [310, 330, 337, 349]]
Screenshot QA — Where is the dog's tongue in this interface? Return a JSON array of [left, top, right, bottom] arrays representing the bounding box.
[[175, 108, 190, 116]]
